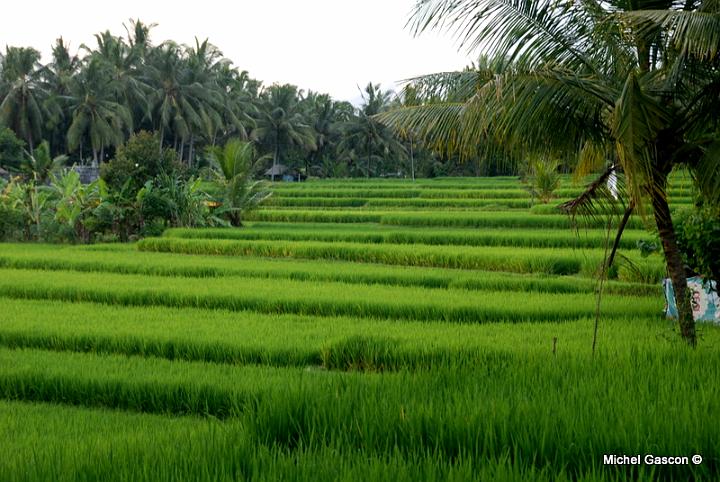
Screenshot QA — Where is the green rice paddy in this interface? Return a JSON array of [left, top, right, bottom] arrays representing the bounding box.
[[1, 176, 717, 481]]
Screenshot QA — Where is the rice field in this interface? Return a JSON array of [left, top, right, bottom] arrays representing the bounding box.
[[1, 176, 718, 481]]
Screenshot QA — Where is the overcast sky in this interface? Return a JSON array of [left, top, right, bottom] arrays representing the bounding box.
[[1, 0, 472, 103]]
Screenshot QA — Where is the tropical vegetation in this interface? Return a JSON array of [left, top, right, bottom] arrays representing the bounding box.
[[379, 0, 720, 345]]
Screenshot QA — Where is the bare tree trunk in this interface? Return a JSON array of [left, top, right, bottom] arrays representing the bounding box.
[[100, 145, 105, 164], [651, 176, 696, 346], [159, 127, 164, 155], [92, 148, 98, 168], [179, 139, 185, 164]]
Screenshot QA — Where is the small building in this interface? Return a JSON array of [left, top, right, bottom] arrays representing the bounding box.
[[264, 164, 305, 182], [71, 166, 100, 184]]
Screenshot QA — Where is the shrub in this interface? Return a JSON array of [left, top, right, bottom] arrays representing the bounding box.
[[0, 127, 25, 172], [101, 131, 179, 194], [675, 205, 720, 285]]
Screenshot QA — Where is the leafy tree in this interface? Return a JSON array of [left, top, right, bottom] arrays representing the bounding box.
[[380, 0, 720, 345], [0, 127, 26, 171], [100, 131, 177, 193]]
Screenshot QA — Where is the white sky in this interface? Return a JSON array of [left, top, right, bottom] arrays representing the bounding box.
[[1, 0, 472, 103]]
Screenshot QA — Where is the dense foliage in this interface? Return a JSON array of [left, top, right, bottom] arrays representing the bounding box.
[[0, 21, 441, 179], [379, 0, 720, 345], [0, 133, 268, 242], [676, 205, 720, 285]]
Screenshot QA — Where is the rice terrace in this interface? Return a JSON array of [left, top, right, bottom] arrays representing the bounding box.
[[1, 1, 720, 481]]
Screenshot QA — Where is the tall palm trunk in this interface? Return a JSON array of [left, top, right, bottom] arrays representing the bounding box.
[[366, 135, 371, 179], [272, 142, 279, 182], [650, 174, 696, 346], [179, 139, 185, 164], [188, 135, 195, 168], [92, 148, 98, 168], [409, 135, 415, 181]]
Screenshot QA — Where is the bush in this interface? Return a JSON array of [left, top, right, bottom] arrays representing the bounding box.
[[675, 205, 720, 284], [0, 128, 25, 172], [101, 131, 179, 194], [0, 204, 24, 241]]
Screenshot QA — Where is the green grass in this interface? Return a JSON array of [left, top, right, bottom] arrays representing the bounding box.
[[137, 236, 665, 280], [165, 223, 655, 249], [1, 344, 718, 481], [266, 196, 537, 208], [0, 298, 690, 370], [1, 173, 715, 482], [0, 243, 662, 295], [245, 209, 650, 229], [0, 268, 661, 322], [2, 400, 697, 482]]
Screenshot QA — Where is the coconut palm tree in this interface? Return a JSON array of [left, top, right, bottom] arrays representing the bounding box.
[[43, 38, 81, 156], [66, 58, 133, 166], [146, 42, 223, 162], [379, 0, 720, 345], [206, 138, 271, 226], [252, 84, 316, 181], [339, 83, 406, 178], [0, 47, 46, 154], [84, 31, 150, 129]]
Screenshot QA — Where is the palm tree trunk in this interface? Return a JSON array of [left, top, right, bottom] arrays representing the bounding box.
[[100, 145, 105, 164], [607, 200, 635, 269], [159, 127, 165, 155], [179, 139, 185, 164], [650, 177, 696, 346], [366, 136, 371, 179], [188, 135, 195, 168], [272, 143, 279, 182], [92, 148, 98, 168], [409, 135, 415, 181]]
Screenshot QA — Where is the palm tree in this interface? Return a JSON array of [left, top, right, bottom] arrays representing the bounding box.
[[252, 84, 316, 181], [84, 31, 150, 130], [66, 57, 133, 166], [21, 140, 67, 184], [380, 0, 720, 346], [146, 42, 222, 162], [300, 92, 351, 178], [339, 83, 406, 178], [0, 47, 46, 154], [206, 139, 271, 226], [43, 38, 81, 156]]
